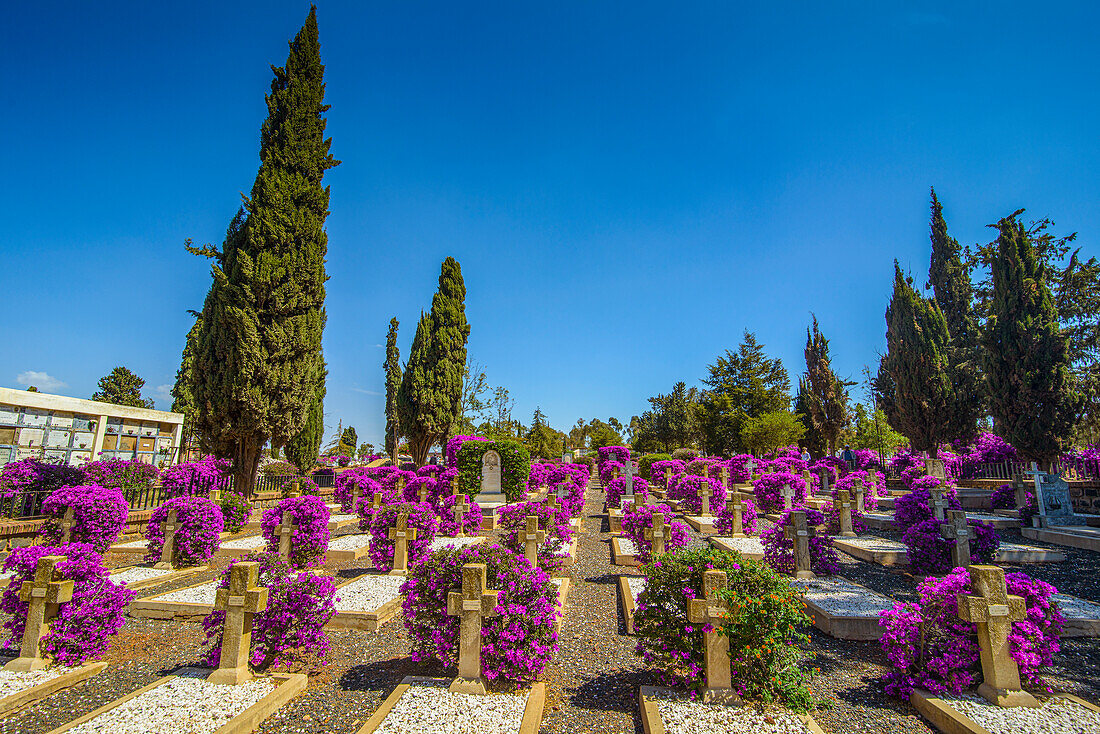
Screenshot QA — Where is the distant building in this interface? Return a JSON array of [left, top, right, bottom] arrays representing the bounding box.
[[0, 386, 185, 467]]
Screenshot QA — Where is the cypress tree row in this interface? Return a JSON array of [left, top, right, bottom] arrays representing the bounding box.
[[875, 263, 954, 455], [170, 311, 202, 453], [383, 317, 401, 458], [191, 7, 338, 494], [982, 213, 1080, 464], [285, 362, 326, 473], [801, 315, 851, 454], [397, 311, 432, 463]]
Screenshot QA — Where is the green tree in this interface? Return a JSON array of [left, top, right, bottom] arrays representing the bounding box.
[[357, 442, 376, 460], [190, 8, 338, 494], [588, 421, 625, 450], [739, 411, 806, 456], [171, 311, 202, 448], [383, 317, 401, 458], [341, 426, 357, 454], [524, 408, 561, 459], [648, 382, 700, 452], [800, 315, 852, 454], [793, 383, 826, 458], [700, 332, 790, 454], [285, 363, 326, 474], [457, 358, 490, 435], [92, 366, 155, 409], [875, 263, 954, 455], [982, 212, 1080, 463], [840, 403, 908, 455]]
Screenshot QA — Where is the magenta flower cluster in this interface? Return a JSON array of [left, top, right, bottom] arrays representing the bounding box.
[[0, 458, 83, 500], [713, 495, 759, 535], [436, 493, 484, 537], [333, 468, 383, 513], [40, 484, 129, 553], [367, 502, 439, 571], [649, 459, 686, 486], [989, 484, 1017, 510], [622, 503, 690, 564], [761, 508, 840, 576], [261, 495, 331, 568], [597, 460, 623, 488], [597, 446, 631, 465], [901, 518, 1000, 574], [605, 475, 648, 509], [81, 458, 159, 490], [160, 455, 230, 497], [445, 435, 488, 468], [498, 500, 573, 570], [668, 475, 727, 516], [892, 486, 962, 531], [751, 472, 808, 514], [145, 496, 224, 566], [725, 455, 754, 483]]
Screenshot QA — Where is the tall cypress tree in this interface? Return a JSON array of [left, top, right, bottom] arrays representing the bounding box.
[[875, 263, 954, 455], [285, 361, 326, 473], [801, 315, 852, 454], [397, 311, 432, 463], [171, 311, 202, 454], [983, 213, 1080, 463], [383, 317, 401, 458], [191, 7, 338, 493]]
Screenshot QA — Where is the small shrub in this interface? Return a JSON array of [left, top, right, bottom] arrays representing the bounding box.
[[761, 508, 840, 576], [39, 484, 128, 552], [145, 496, 224, 566], [671, 448, 699, 461], [637, 453, 671, 482], [436, 493, 484, 537], [219, 491, 252, 533], [667, 475, 727, 515], [81, 458, 158, 491], [498, 501, 573, 571], [261, 495, 331, 568], [0, 458, 83, 500], [622, 503, 690, 564], [990, 484, 1017, 510], [160, 455, 230, 497], [605, 475, 648, 509], [367, 502, 439, 571], [752, 472, 808, 514]]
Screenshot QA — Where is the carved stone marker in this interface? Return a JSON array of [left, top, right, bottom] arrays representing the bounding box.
[[523, 515, 546, 567], [451, 494, 470, 538], [451, 476, 461, 497], [480, 450, 502, 496], [388, 512, 418, 575], [59, 506, 75, 544], [5, 555, 73, 671], [925, 457, 947, 483], [817, 468, 831, 495], [836, 490, 856, 537], [783, 510, 815, 579], [371, 490, 384, 511], [645, 513, 667, 558], [851, 478, 866, 514], [929, 486, 949, 522], [209, 561, 269, 685], [417, 484, 429, 505], [779, 483, 795, 511], [687, 570, 739, 703], [697, 483, 712, 517], [718, 466, 729, 491], [447, 563, 500, 695], [745, 458, 757, 480], [702, 464, 710, 479], [1027, 463, 1086, 527], [277, 515, 297, 563], [155, 509, 179, 569], [350, 484, 362, 514], [956, 565, 1038, 707], [940, 510, 976, 568], [663, 468, 673, 490], [725, 492, 747, 537], [801, 470, 814, 496]]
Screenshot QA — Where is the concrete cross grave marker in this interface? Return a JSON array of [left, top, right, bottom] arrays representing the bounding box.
[[388, 512, 418, 575], [802, 470, 814, 496], [836, 490, 856, 537], [703, 464, 710, 479], [371, 490, 384, 511], [396, 475, 406, 492], [5, 555, 73, 671], [925, 457, 947, 483], [779, 483, 795, 511], [451, 494, 470, 538], [451, 476, 460, 497], [719, 466, 729, 491], [697, 483, 713, 517], [555, 482, 569, 508], [929, 485, 949, 522], [1011, 473, 1028, 511], [59, 506, 75, 545], [851, 477, 866, 514], [208, 561, 269, 685], [686, 570, 740, 704], [664, 468, 673, 491], [956, 565, 1038, 707], [817, 468, 831, 495], [783, 510, 816, 579], [154, 509, 180, 569], [745, 457, 757, 480], [941, 510, 976, 568], [725, 492, 747, 537], [417, 484, 429, 505], [447, 563, 500, 695], [277, 515, 297, 563], [350, 484, 362, 514], [523, 515, 547, 566], [645, 513, 667, 558]]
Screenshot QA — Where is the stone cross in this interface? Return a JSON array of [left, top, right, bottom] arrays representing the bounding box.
[[783, 510, 816, 579], [745, 457, 757, 479], [417, 483, 429, 505], [396, 475, 407, 492], [523, 515, 546, 567], [725, 492, 747, 537], [451, 476, 461, 497], [555, 482, 569, 508], [371, 490, 384, 511], [1011, 473, 1028, 511], [696, 483, 712, 517], [801, 470, 814, 496], [155, 509, 179, 569], [451, 494, 470, 538], [277, 515, 297, 563], [59, 506, 75, 544], [718, 466, 729, 491], [387, 512, 418, 575], [350, 484, 362, 514], [817, 468, 831, 495], [940, 510, 976, 568], [836, 490, 856, 537], [289, 478, 302, 498], [956, 565, 1038, 707], [645, 513, 667, 557], [779, 483, 795, 511], [5, 555, 73, 671], [851, 477, 866, 514], [687, 570, 739, 703], [447, 563, 500, 695], [929, 486, 949, 521], [622, 460, 636, 488], [702, 464, 710, 479], [208, 561, 269, 685], [664, 468, 673, 490]]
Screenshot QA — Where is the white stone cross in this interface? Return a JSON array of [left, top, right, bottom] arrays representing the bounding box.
[[801, 470, 814, 496], [929, 486, 949, 521], [555, 482, 569, 509], [725, 492, 747, 537], [779, 483, 795, 511], [836, 490, 856, 537], [417, 483, 429, 505], [687, 570, 739, 704], [277, 515, 297, 563], [697, 483, 713, 517], [451, 495, 470, 538], [447, 563, 500, 695], [388, 512, 418, 576], [208, 561, 268, 685], [5, 555, 73, 672], [155, 509, 179, 569], [645, 513, 667, 558], [523, 515, 546, 567], [350, 484, 362, 514], [783, 510, 816, 579], [59, 506, 75, 545], [745, 458, 757, 479], [940, 510, 976, 568]]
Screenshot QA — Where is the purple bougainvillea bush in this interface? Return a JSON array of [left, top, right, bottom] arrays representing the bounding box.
[[597, 446, 631, 466], [622, 503, 690, 565], [605, 475, 648, 509], [879, 567, 1063, 697], [145, 496, 224, 566], [649, 459, 686, 487], [202, 551, 336, 673], [989, 484, 1017, 510], [40, 484, 128, 552], [752, 472, 808, 514], [761, 508, 840, 576], [901, 518, 1000, 574], [445, 435, 488, 468], [668, 475, 727, 516], [334, 469, 384, 514], [436, 493, 484, 537], [713, 495, 759, 535], [1, 543, 135, 665], [835, 470, 885, 506], [0, 458, 83, 500], [402, 542, 560, 688], [262, 495, 331, 569], [892, 485, 962, 531], [725, 454, 754, 483], [160, 455, 230, 497], [598, 460, 624, 488], [401, 476, 437, 505], [367, 502, 439, 571], [81, 458, 159, 491], [498, 501, 574, 571]]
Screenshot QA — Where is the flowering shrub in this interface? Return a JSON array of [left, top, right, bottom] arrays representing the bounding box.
[[751, 472, 808, 514], [436, 493, 484, 536], [761, 508, 840, 576], [353, 486, 402, 529], [455, 439, 531, 502], [498, 501, 573, 571], [262, 496, 330, 568], [622, 503, 690, 564], [893, 486, 962, 531], [605, 475, 648, 509], [1, 543, 134, 665], [902, 518, 1000, 574], [637, 454, 671, 483], [597, 446, 631, 465], [333, 469, 382, 513], [40, 484, 128, 552], [835, 470, 885, 508], [809, 459, 842, 488], [367, 502, 439, 571], [219, 491, 252, 533], [145, 496, 224, 566], [402, 542, 559, 687], [851, 449, 878, 470], [990, 484, 1017, 510], [889, 449, 923, 477], [671, 448, 699, 461], [202, 551, 336, 673], [81, 458, 158, 490], [879, 567, 1063, 697], [900, 465, 927, 489], [417, 464, 443, 477], [598, 460, 624, 488], [401, 476, 436, 505], [0, 458, 83, 500], [160, 455, 230, 497], [650, 459, 686, 487], [261, 460, 298, 477], [725, 455, 754, 483], [633, 546, 815, 710], [669, 475, 728, 516], [445, 435, 488, 468], [713, 495, 759, 535]]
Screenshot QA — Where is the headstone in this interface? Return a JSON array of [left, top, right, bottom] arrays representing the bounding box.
[[817, 468, 831, 495], [451, 494, 470, 538], [836, 490, 855, 537], [555, 483, 569, 508], [59, 506, 75, 545], [783, 510, 816, 579], [1027, 463, 1086, 527], [686, 570, 739, 704], [702, 464, 710, 479], [5, 555, 73, 672], [718, 466, 729, 491], [480, 450, 502, 496], [956, 565, 1038, 707], [523, 515, 546, 567], [451, 476, 461, 497], [663, 468, 673, 490], [417, 484, 429, 505], [396, 475, 407, 492], [925, 458, 947, 483], [940, 510, 976, 568], [697, 483, 712, 517], [779, 483, 795, 511], [350, 484, 362, 513], [1011, 473, 1028, 510], [929, 486, 949, 522], [725, 492, 747, 537], [745, 457, 757, 480], [645, 513, 667, 558], [154, 509, 179, 569], [851, 478, 866, 514], [447, 563, 500, 695], [801, 470, 814, 496], [388, 512, 418, 575], [371, 490, 383, 511], [277, 515, 297, 563], [208, 561, 269, 685]]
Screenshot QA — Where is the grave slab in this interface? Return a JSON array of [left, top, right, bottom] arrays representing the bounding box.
[[638, 686, 826, 734], [325, 533, 374, 563], [610, 537, 640, 567], [833, 536, 1066, 566], [1021, 525, 1100, 552], [681, 515, 718, 534], [355, 677, 545, 734], [790, 576, 896, 640], [618, 575, 644, 634], [551, 577, 571, 636], [608, 508, 623, 534], [129, 580, 219, 621], [863, 512, 1020, 532], [330, 573, 405, 631], [707, 536, 765, 560], [910, 691, 1100, 734], [1052, 593, 1100, 637], [108, 532, 235, 556], [0, 662, 107, 718]]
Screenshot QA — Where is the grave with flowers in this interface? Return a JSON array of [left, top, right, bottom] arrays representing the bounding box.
[[707, 490, 766, 560], [674, 474, 728, 534], [612, 504, 690, 568]]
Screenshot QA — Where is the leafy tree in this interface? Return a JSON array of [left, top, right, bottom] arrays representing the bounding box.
[[189, 8, 337, 494], [92, 367, 155, 409], [524, 408, 562, 459], [341, 426, 357, 453], [647, 382, 700, 452], [457, 358, 490, 435], [25, 386, 38, 392], [629, 412, 663, 453], [171, 311, 202, 449], [800, 315, 852, 454], [739, 411, 806, 455], [982, 212, 1080, 463], [700, 332, 790, 454], [357, 442, 376, 460], [793, 383, 826, 458], [383, 317, 401, 458], [839, 403, 908, 456], [285, 362, 325, 474], [588, 421, 625, 450]]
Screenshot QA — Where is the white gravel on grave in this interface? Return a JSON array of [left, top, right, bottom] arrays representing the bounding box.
[[1052, 593, 1100, 621], [713, 537, 765, 555], [862, 513, 894, 523], [648, 689, 811, 734], [330, 514, 357, 523], [63, 668, 275, 734], [790, 577, 895, 617], [833, 536, 905, 551], [945, 693, 1100, 734], [373, 681, 529, 734], [334, 575, 405, 612], [617, 538, 638, 556], [113, 539, 149, 549], [109, 567, 175, 586], [429, 536, 483, 552], [626, 576, 646, 606], [154, 582, 218, 606], [0, 667, 66, 700], [327, 534, 372, 551], [219, 535, 268, 551]]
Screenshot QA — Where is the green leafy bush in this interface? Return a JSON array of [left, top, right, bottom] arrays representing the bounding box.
[[219, 491, 252, 533], [637, 454, 671, 482], [456, 439, 532, 502], [573, 455, 595, 472], [671, 448, 699, 460]]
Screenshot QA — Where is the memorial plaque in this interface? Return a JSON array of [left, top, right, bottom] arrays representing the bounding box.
[[480, 450, 502, 495], [22, 410, 49, 427], [19, 428, 44, 446], [68, 451, 91, 466], [119, 436, 138, 452], [49, 414, 73, 430], [73, 432, 95, 449], [100, 435, 118, 451], [45, 431, 71, 448], [0, 427, 15, 445], [71, 417, 94, 432], [139, 437, 156, 451], [1031, 469, 1086, 527], [0, 406, 19, 425]]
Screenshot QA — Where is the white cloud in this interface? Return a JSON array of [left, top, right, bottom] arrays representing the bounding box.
[[374, 344, 385, 348], [16, 371, 67, 392], [154, 384, 174, 402], [351, 387, 383, 396]]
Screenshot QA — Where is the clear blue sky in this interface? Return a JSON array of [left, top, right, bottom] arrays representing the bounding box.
[[2, 2, 1098, 447]]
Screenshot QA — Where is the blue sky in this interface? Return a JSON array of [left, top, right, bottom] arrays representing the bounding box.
[[2, 2, 1098, 447]]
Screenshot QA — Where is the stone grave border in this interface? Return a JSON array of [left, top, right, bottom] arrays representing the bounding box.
[[681, 515, 718, 534], [355, 677, 545, 734], [325, 535, 374, 563], [129, 578, 220, 621], [617, 575, 640, 634], [1021, 526, 1100, 552], [909, 690, 1100, 734], [557, 536, 580, 569], [108, 531, 236, 556], [43, 667, 306, 734], [551, 577, 571, 636], [0, 661, 107, 718], [637, 685, 827, 734], [831, 537, 907, 566], [108, 564, 209, 591], [1053, 594, 1100, 638], [794, 576, 894, 640], [328, 573, 405, 631], [706, 536, 765, 561], [610, 537, 639, 567]]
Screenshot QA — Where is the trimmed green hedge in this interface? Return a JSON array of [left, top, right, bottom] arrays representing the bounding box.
[[456, 438, 532, 503], [637, 453, 671, 483]]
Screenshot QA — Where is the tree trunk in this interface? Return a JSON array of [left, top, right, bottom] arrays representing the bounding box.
[[233, 436, 263, 498]]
